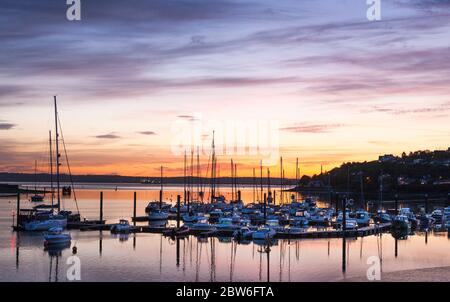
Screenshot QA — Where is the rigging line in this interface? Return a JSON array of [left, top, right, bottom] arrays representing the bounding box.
[[57, 115, 80, 214]]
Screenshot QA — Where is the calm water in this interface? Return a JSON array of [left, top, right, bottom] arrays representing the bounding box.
[[0, 184, 449, 282]]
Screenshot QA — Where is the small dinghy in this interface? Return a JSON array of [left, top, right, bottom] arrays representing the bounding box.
[[110, 219, 132, 234], [44, 227, 71, 246]]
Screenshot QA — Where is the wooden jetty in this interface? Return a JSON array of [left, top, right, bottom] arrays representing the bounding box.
[[75, 222, 392, 240], [275, 223, 391, 239]]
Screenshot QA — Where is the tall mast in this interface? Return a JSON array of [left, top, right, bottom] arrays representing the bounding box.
[[234, 163, 237, 201], [280, 156, 283, 204], [295, 157, 299, 201], [160, 165, 163, 192], [34, 160, 37, 193], [210, 131, 216, 203], [197, 146, 200, 200], [54, 96, 61, 212], [49, 131, 54, 207], [184, 150, 187, 204], [191, 148, 194, 198], [252, 168, 256, 203], [230, 159, 234, 201], [260, 160, 263, 203], [160, 165, 163, 209]]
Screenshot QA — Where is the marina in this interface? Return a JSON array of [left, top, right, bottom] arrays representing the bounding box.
[[1, 185, 449, 282]]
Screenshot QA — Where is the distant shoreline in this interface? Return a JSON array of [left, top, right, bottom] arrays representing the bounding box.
[[0, 172, 295, 185]]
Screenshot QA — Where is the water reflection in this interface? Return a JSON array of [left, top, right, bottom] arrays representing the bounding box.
[[45, 244, 70, 282], [2, 188, 450, 282]]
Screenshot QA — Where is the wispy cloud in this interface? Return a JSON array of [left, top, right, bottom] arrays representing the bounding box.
[[94, 133, 121, 139], [138, 131, 157, 135], [0, 122, 16, 130], [280, 123, 344, 133]]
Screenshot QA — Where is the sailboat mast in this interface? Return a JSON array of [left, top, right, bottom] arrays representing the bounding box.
[[230, 159, 234, 201], [184, 150, 187, 204], [197, 146, 200, 199], [54, 96, 61, 212], [252, 168, 256, 203], [191, 148, 194, 199], [160, 165, 163, 209], [280, 156, 283, 204], [260, 160, 263, 203], [49, 131, 54, 207], [34, 160, 37, 193], [210, 131, 215, 203]]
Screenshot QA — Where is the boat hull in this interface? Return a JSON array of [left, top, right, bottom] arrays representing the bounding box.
[[23, 218, 67, 231]]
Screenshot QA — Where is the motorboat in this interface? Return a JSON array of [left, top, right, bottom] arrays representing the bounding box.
[[431, 209, 443, 224], [343, 218, 358, 230], [399, 208, 418, 229], [215, 218, 241, 234], [110, 219, 132, 234], [148, 209, 169, 221], [418, 214, 435, 229], [252, 226, 276, 240], [44, 227, 71, 246], [190, 217, 217, 232], [392, 215, 411, 232], [145, 201, 171, 213], [208, 209, 223, 222], [309, 210, 330, 225], [336, 211, 350, 226], [291, 210, 310, 227], [354, 210, 370, 226], [373, 211, 392, 223]]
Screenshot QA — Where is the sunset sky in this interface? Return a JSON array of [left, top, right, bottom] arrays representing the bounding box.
[[0, 0, 449, 177]]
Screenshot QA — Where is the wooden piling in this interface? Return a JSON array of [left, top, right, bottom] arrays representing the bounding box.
[[177, 195, 181, 228], [133, 191, 137, 227], [16, 193, 20, 229], [159, 190, 163, 209], [237, 190, 241, 202], [99, 191, 103, 223], [263, 193, 267, 221], [342, 198, 346, 237]]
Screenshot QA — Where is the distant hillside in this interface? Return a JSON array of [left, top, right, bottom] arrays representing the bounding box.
[[296, 148, 450, 199]]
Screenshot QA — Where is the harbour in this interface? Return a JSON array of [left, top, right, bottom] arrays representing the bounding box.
[[1, 0, 450, 286], [1, 185, 449, 282]]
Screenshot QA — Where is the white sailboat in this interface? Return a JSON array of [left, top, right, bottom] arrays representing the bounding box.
[[24, 97, 69, 231]]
